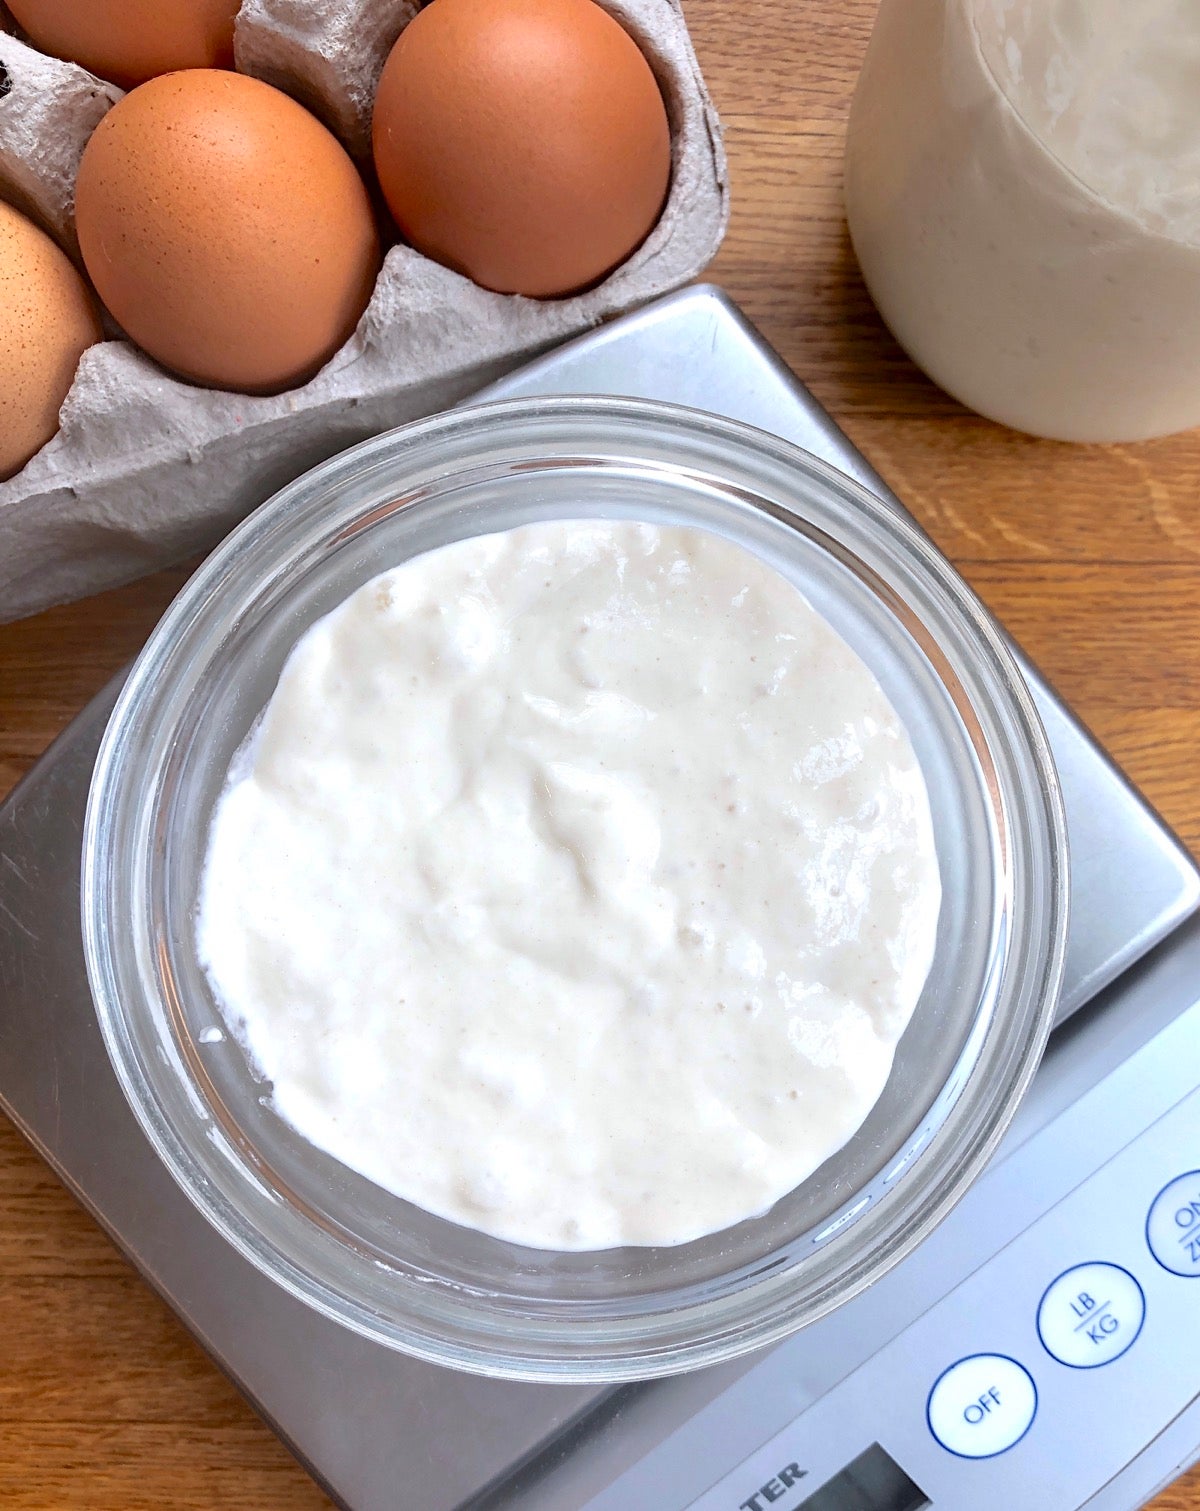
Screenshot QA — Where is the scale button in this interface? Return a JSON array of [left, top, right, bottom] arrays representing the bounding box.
[[926, 1354, 1037, 1459], [1147, 1171, 1200, 1278], [1037, 1262, 1145, 1368]]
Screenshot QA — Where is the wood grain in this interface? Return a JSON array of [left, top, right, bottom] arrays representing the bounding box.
[[2, 1, 1198, 1505]]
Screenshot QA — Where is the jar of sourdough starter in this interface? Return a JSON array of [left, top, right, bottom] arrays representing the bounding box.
[[844, 0, 1200, 443]]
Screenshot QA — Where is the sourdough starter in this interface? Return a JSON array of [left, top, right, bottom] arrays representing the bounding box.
[[197, 522, 941, 1250], [845, 0, 1200, 441]]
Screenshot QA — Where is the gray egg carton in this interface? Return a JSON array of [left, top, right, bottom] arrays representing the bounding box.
[[0, 0, 727, 622]]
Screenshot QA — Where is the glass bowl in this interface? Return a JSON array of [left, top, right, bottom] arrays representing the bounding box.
[[81, 396, 1068, 1382]]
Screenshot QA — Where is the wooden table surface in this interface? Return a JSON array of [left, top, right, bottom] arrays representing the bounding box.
[[2, 2, 1199, 1506]]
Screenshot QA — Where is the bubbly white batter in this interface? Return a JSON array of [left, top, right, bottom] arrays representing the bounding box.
[[197, 522, 941, 1250]]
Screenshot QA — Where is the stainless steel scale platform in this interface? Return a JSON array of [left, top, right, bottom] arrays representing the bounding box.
[[3, 287, 1200, 1511]]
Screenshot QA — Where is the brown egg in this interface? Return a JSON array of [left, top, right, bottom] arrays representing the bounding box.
[[5, 0, 240, 89], [0, 200, 102, 483], [372, 0, 672, 299], [75, 70, 381, 394]]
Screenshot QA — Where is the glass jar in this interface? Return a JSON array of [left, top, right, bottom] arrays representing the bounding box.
[[82, 396, 1067, 1381], [845, 0, 1200, 442]]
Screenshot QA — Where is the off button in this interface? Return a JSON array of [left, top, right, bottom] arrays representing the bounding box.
[[927, 1354, 1037, 1459]]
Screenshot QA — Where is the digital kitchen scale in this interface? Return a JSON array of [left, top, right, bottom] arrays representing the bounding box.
[[3, 286, 1200, 1511]]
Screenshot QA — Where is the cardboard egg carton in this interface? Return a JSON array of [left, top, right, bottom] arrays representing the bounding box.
[[0, 0, 727, 622]]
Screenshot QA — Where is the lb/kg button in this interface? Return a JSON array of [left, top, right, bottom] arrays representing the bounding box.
[[1038, 1262, 1145, 1368]]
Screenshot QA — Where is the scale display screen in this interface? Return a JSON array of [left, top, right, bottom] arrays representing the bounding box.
[[796, 1444, 930, 1511]]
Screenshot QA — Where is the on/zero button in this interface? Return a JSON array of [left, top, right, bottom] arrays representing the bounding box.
[[927, 1354, 1037, 1459], [1147, 1171, 1200, 1278]]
